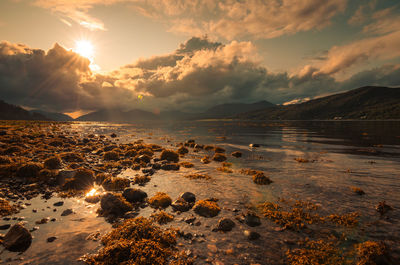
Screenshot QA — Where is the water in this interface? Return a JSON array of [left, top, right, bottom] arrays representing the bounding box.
[[1, 120, 400, 264]]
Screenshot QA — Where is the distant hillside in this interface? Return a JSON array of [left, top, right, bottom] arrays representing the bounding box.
[[237, 86, 400, 120], [76, 109, 158, 122], [200, 100, 275, 118], [30, 110, 73, 121], [0, 100, 49, 120], [76, 100, 275, 122]]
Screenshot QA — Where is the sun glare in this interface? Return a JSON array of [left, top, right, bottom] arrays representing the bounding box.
[[74, 40, 94, 59]]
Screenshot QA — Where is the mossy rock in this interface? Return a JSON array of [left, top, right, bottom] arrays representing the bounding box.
[[212, 153, 227, 162], [100, 193, 133, 216], [193, 199, 221, 217], [149, 192, 172, 208], [160, 150, 179, 163], [44, 156, 61, 169]]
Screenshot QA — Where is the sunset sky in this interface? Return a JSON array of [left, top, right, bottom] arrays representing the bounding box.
[[0, 0, 399, 117]]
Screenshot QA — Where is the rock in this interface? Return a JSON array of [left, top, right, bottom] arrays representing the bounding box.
[[148, 192, 172, 208], [85, 195, 101, 204], [160, 163, 180, 171], [376, 201, 393, 215], [142, 168, 155, 176], [184, 217, 196, 225], [160, 150, 179, 163], [201, 156, 211, 164], [16, 163, 43, 179], [244, 212, 261, 227], [44, 156, 62, 169], [134, 154, 151, 164], [47, 236, 57, 242], [61, 209, 74, 216], [177, 146, 189, 155], [62, 168, 94, 190], [53, 201, 64, 207], [29, 226, 39, 232], [0, 224, 11, 230], [179, 192, 196, 203], [171, 198, 193, 212], [152, 163, 161, 170], [231, 151, 242, 158], [217, 218, 235, 231], [123, 211, 139, 219], [3, 223, 32, 252], [110, 133, 117, 138], [103, 151, 119, 161], [56, 170, 76, 185], [244, 230, 260, 240], [122, 188, 148, 203], [102, 176, 130, 191], [212, 153, 227, 162], [193, 199, 221, 217], [100, 193, 132, 216], [252, 172, 272, 185], [35, 217, 50, 224], [249, 144, 260, 148]]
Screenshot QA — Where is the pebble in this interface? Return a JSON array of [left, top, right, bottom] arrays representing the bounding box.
[[35, 217, 50, 224], [47, 236, 57, 242], [217, 218, 235, 231], [61, 209, 74, 216], [244, 230, 260, 240], [0, 224, 11, 230], [53, 201, 64, 207]]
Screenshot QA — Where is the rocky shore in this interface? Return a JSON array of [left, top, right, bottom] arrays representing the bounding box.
[[0, 121, 395, 264]]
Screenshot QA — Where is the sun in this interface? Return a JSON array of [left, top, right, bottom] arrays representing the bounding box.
[[74, 40, 94, 59]]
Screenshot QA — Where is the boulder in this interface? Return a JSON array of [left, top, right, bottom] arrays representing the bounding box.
[[171, 198, 192, 212], [244, 212, 261, 227], [122, 188, 148, 203], [179, 192, 196, 203], [148, 192, 172, 208], [217, 218, 235, 231], [3, 223, 32, 252], [100, 193, 132, 216], [160, 150, 179, 163], [160, 163, 180, 171], [193, 199, 221, 217]]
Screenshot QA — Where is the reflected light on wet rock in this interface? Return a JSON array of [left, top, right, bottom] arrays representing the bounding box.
[[85, 187, 102, 204], [86, 188, 99, 197]]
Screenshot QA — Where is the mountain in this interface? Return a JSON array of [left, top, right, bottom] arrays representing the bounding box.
[[237, 86, 400, 120], [76, 109, 159, 122], [75, 100, 275, 121], [30, 110, 73, 121], [0, 100, 49, 120], [201, 100, 275, 118]]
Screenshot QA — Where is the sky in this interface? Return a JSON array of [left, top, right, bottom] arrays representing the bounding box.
[[0, 0, 400, 117]]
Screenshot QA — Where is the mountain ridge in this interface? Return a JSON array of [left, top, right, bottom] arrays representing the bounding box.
[[0, 100, 49, 121], [236, 86, 400, 120]]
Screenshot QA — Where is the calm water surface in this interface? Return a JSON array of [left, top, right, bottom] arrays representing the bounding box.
[[1, 120, 400, 264]]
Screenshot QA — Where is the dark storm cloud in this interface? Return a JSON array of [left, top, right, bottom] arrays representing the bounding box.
[[0, 41, 91, 112]]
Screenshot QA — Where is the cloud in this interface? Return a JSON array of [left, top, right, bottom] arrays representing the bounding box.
[[33, 0, 113, 30], [33, 0, 347, 39], [313, 30, 400, 76], [1, 37, 400, 115], [303, 7, 400, 77], [348, 0, 376, 25], [0, 41, 92, 111]]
